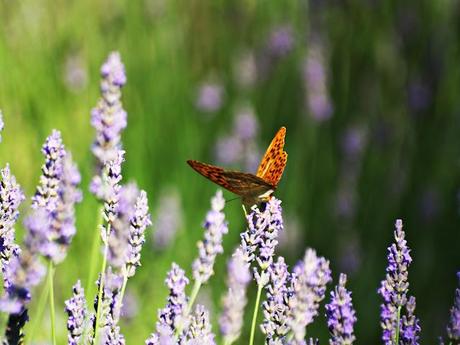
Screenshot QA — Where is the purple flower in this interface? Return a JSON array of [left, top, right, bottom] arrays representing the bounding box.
[[219, 248, 251, 343], [262, 256, 290, 342], [24, 144, 82, 264], [152, 189, 183, 250], [63, 53, 88, 93], [325, 274, 357, 345], [120, 289, 139, 321], [31, 130, 66, 212], [252, 198, 284, 286], [447, 272, 460, 341], [196, 82, 224, 113], [91, 52, 127, 196], [65, 280, 87, 345], [268, 25, 294, 57], [192, 190, 228, 283], [287, 248, 332, 342], [0, 165, 25, 290], [125, 190, 151, 277], [99, 151, 125, 244], [378, 219, 413, 345], [303, 43, 333, 122], [184, 304, 216, 345], [108, 183, 140, 268], [150, 263, 189, 340], [400, 296, 421, 345]]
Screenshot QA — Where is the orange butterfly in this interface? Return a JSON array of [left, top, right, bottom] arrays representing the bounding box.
[[187, 126, 287, 208]]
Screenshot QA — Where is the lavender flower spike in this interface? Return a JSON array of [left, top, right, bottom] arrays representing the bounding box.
[[90, 51, 127, 192], [219, 248, 251, 344], [401, 296, 421, 345], [325, 274, 357, 345], [447, 272, 460, 341], [148, 263, 189, 342], [287, 248, 332, 342], [101, 150, 124, 244], [262, 256, 290, 344], [0, 165, 25, 290], [65, 280, 87, 345], [378, 219, 413, 345], [124, 190, 151, 277], [185, 304, 216, 345], [192, 190, 228, 283], [32, 129, 66, 212]]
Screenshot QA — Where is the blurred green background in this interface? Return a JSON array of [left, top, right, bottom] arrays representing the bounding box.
[[1, 0, 459, 344]]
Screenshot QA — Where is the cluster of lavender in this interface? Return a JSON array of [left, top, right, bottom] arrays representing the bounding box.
[[215, 107, 261, 173], [1, 50, 460, 345]]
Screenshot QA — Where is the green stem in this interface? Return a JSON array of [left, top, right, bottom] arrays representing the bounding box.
[[394, 305, 402, 345], [249, 283, 263, 345], [115, 273, 129, 321], [48, 261, 56, 345], [86, 205, 104, 296], [93, 224, 110, 345], [28, 268, 51, 342]]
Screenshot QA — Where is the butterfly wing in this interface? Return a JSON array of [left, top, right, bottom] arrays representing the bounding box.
[[187, 160, 274, 197], [256, 126, 288, 187]]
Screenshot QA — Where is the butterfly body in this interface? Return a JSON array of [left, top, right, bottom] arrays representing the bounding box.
[[187, 127, 287, 208]]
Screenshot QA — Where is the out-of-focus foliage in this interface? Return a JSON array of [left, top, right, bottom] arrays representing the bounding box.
[[0, 0, 459, 343]]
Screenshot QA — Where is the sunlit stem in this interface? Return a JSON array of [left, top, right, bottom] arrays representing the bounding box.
[[48, 260, 56, 345], [93, 223, 110, 345], [394, 305, 402, 344], [249, 283, 263, 345], [86, 205, 104, 295], [28, 276, 50, 342]]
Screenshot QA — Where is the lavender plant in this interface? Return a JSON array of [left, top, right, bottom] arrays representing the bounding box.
[[65, 280, 88, 345], [441, 272, 460, 344], [325, 273, 357, 345], [378, 219, 420, 345], [219, 248, 251, 345]]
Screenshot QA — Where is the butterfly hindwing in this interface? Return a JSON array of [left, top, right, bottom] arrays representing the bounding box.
[[256, 126, 288, 186], [187, 160, 274, 197]]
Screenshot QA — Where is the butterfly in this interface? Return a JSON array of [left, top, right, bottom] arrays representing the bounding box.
[[187, 126, 287, 209]]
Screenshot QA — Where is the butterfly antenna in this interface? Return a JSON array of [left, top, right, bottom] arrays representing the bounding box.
[[225, 196, 240, 204]]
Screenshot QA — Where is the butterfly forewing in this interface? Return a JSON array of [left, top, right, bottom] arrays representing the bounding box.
[[256, 126, 288, 186], [187, 160, 274, 197]]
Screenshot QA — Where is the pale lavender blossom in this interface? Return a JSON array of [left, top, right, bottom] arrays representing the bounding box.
[[108, 183, 140, 268], [325, 274, 357, 345], [378, 219, 414, 345], [303, 43, 333, 122], [90, 52, 127, 196], [192, 190, 228, 283], [268, 25, 294, 57], [215, 107, 260, 172], [184, 304, 216, 345], [63, 53, 88, 93], [24, 149, 82, 264], [120, 289, 139, 321], [446, 272, 460, 342], [0, 165, 25, 290], [287, 248, 332, 342], [233, 51, 257, 88], [152, 189, 183, 249], [400, 296, 420, 345], [219, 248, 251, 344], [31, 130, 66, 212], [253, 198, 284, 286], [124, 190, 151, 277], [196, 82, 223, 113], [148, 263, 189, 341], [65, 280, 87, 345], [262, 256, 290, 343], [100, 151, 125, 245]]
